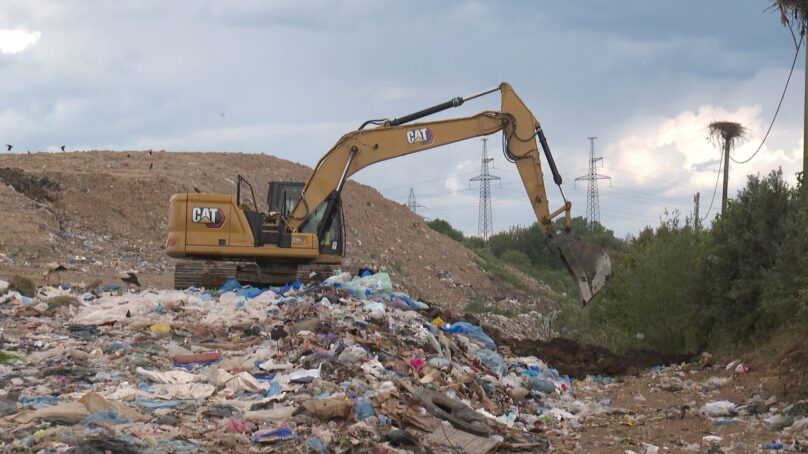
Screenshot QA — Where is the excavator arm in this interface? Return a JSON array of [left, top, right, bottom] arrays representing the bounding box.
[[286, 83, 610, 304]]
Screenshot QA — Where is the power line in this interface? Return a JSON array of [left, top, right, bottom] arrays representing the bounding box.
[[601, 165, 703, 192], [730, 32, 803, 164]]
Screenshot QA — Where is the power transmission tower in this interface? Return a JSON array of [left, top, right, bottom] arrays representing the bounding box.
[[406, 187, 425, 214], [574, 137, 611, 231], [470, 138, 500, 240]]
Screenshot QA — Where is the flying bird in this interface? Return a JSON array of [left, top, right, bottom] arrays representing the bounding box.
[[119, 270, 141, 291], [60, 145, 66, 152], [5, 144, 12, 151], [43, 262, 68, 285]]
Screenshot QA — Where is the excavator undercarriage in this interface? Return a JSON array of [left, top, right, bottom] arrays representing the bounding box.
[[173, 260, 337, 290]]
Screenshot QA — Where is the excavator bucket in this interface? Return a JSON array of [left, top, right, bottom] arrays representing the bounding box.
[[548, 232, 611, 305]]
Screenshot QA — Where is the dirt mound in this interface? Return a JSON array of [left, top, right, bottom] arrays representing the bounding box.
[[498, 337, 691, 378], [0, 151, 538, 312], [0, 167, 61, 202], [750, 332, 808, 402]]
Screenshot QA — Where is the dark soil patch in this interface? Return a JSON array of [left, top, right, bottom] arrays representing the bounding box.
[[0, 167, 61, 202], [498, 336, 692, 379], [433, 309, 692, 379]]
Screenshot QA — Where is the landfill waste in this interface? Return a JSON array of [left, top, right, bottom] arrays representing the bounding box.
[[0, 269, 805, 452], [701, 400, 738, 417]]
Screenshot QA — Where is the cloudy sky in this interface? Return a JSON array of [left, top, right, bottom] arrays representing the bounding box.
[[0, 1, 803, 236]]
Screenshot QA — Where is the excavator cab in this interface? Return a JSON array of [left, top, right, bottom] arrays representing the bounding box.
[[267, 182, 344, 257]]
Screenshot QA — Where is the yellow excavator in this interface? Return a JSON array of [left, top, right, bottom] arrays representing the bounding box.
[[165, 83, 611, 304]]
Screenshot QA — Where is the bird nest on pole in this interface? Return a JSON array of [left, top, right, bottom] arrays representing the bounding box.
[[773, 0, 808, 24], [709, 121, 747, 150]]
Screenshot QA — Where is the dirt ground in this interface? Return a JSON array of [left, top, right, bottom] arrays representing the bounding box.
[[557, 364, 799, 453]]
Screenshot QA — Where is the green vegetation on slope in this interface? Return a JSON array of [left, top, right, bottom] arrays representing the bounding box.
[[428, 169, 808, 356]]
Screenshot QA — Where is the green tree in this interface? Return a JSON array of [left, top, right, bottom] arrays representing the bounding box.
[[586, 214, 707, 354], [705, 169, 797, 341]]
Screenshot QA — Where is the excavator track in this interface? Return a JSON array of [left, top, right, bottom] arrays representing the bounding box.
[[173, 260, 338, 290]]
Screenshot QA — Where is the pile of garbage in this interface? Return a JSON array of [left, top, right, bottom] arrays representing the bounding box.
[[0, 271, 617, 452]]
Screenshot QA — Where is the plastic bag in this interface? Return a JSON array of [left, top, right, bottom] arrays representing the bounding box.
[[428, 356, 451, 370], [338, 345, 368, 364], [474, 348, 505, 375], [354, 399, 374, 420], [701, 400, 737, 417], [443, 322, 497, 350], [342, 273, 392, 298], [529, 376, 557, 393], [250, 427, 297, 443], [219, 279, 242, 293]]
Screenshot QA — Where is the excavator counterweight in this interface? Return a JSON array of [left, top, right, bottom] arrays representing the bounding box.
[[166, 83, 611, 304]]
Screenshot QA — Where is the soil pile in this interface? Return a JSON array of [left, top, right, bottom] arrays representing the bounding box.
[[0, 150, 541, 312]]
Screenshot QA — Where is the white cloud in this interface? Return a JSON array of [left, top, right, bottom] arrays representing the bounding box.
[[0, 29, 40, 54], [609, 104, 800, 190], [599, 104, 802, 228], [444, 160, 474, 192]]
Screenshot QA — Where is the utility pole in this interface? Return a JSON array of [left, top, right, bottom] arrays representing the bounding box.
[[804, 24, 807, 176], [709, 121, 745, 217], [721, 137, 731, 216], [574, 137, 611, 232], [470, 138, 500, 241], [693, 192, 700, 231]]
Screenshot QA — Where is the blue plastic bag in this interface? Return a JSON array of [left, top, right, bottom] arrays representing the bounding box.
[[132, 397, 181, 409], [251, 427, 297, 443], [219, 279, 242, 293], [82, 409, 131, 425], [265, 380, 282, 397], [18, 395, 58, 409], [529, 376, 557, 393], [474, 349, 506, 375], [443, 322, 497, 350], [236, 286, 264, 298], [354, 399, 374, 420]]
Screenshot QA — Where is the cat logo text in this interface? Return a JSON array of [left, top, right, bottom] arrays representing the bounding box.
[[191, 207, 226, 229], [406, 127, 434, 145]]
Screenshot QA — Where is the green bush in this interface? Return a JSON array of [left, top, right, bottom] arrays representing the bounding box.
[[583, 169, 808, 354], [500, 250, 532, 269], [705, 169, 807, 343], [427, 218, 464, 242], [584, 214, 708, 354]]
